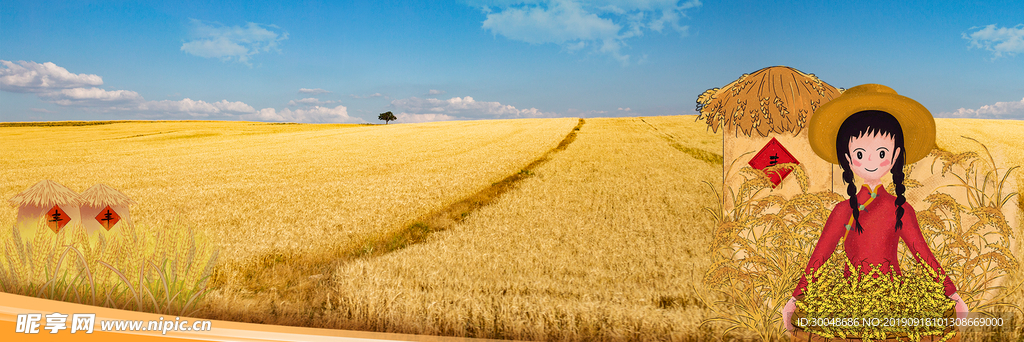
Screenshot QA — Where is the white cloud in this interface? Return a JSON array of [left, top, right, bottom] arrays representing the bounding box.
[[299, 88, 331, 95], [350, 92, 384, 99], [288, 97, 339, 106], [137, 99, 256, 117], [39, 87, 144, 107], [181, 19, 288, 65], [396, 113, 455, 123], [964, 24, 1024, 58], [3, 60, 356, 122], [240, 105, 364, 123], [32, 85, 255, 117], [483, 1, 619, 43], [477, 0, 700, 64], [1, 60, 103, 93], [390, 96, 552, 121], [428, 89, 447, 95], [940, 97, 1024, 120]]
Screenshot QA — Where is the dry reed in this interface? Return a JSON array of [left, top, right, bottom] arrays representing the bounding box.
[[0, 217, 218, 316]]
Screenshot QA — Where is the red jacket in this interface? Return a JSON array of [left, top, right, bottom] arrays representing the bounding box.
[[792, 184, 956, 298]]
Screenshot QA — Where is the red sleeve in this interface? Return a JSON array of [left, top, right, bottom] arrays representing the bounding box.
[[793, 202, 849, 298], [898, 204, 957, 297]]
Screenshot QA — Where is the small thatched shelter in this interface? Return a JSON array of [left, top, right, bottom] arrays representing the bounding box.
[[696, 66, 844, 213], [697, 66, 843, 137], [8, 180, 83, 233], [80, 183, 135, 233]]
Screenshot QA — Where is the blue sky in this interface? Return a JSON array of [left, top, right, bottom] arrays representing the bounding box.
[[2, 0, 1023, 123]]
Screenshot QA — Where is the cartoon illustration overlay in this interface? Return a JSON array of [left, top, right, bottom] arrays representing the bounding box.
[[696, 66, 1018, 340], [9, 180, 134, 235]]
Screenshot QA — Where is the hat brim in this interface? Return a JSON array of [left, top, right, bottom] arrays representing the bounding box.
[[808, 89, 935, 165]]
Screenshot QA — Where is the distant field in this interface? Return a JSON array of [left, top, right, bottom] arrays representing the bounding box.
[[0, 119, 578, 267], [1, 116, 1019, 341], [933, 118, 1024, 205], [315, 117, 723, 340], [933, 118, 1024, 339]]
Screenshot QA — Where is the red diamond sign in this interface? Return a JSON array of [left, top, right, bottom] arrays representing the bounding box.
[[46, 205, 70, 233], [748, 137, 800, 188], [95, 206, 121, 230]]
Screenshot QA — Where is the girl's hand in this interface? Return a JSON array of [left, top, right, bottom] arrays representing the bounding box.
[[950, 292, 969, 335], [949, 292, 968, 320], [782, 297, 797, 333]]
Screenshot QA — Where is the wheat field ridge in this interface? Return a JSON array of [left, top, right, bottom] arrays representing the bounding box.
[[0, 119, 576, 305], [311, 117, 725, 341], [0, 119, 577, 262], [2, 116, 1022, 341]]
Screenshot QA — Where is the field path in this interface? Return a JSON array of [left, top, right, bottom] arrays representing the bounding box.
[[272, 117, 724, 341], [1, 119, 578, 263]]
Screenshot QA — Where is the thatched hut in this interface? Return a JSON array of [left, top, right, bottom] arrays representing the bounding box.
[[696, 66, 844, 213], [80, 183, 135, 233], [8, 180, 83, 233]]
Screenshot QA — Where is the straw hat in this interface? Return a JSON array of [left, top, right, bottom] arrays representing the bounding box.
[[808, 84, 935, 165]]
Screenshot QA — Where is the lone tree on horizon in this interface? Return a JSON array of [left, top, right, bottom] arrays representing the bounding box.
[[378, 111, 397, 125]]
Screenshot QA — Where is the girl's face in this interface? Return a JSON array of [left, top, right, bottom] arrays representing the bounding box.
[[845, 129, 901, 185]]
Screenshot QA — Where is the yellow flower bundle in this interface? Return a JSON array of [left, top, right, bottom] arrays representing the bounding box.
[[793, 250, 956, 341]]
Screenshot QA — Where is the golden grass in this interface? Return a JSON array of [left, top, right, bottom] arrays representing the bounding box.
[[933, 119, 1024, 212], [224, 117, 721, 340], [1, 118, 579, 328], [2, 116, 1019, 341], [638, 116, 723, 165], [933, 119, 1024, 221], [0, 218, 218, 316], [795, 250, 957, 341], [197, 119, 590, 324], [700, 117, 1023, 341], [1, 119, 577, 266], [932, 119, 1024, 339]]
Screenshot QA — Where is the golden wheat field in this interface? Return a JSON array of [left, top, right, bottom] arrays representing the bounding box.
[[933, 119, 1024, 341], [0, 119, 577, 264], [1, 116, 1021, 341], [298, 117, 723, 340], [934, 119, 1024, 300]]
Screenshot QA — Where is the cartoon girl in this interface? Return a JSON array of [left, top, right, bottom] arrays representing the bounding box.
[[781, 84, 968, 332]]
